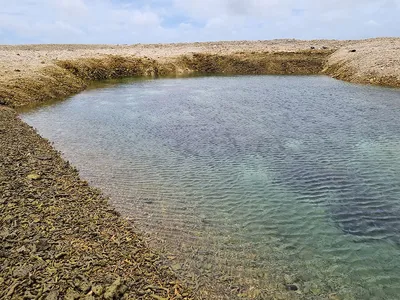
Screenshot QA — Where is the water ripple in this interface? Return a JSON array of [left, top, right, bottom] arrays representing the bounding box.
[[22, 75, 400, 299]]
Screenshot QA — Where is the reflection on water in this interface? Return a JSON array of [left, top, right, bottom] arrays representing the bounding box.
[[21, 75, 400, 299]]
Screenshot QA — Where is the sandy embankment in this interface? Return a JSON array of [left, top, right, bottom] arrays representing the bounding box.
[[324, 38, 400, 86], [1, 38, 399, 107], [1, 38, 399, 300]]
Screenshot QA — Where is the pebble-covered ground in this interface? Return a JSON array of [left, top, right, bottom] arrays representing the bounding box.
[[0, 107, 192, 299]]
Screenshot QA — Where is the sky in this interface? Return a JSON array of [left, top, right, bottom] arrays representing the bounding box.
[[0, 0, 399, 44]]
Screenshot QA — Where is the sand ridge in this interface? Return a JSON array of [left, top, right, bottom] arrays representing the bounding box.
[[0, 38, 399, 108]]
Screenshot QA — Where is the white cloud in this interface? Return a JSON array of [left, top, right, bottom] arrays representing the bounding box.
[[366, 20, 379, 26], [56, 0, 88, 12], [54, 21, 85, 35], [0, 0, 399, 44], [174, 0, 290, 19], [111, 9, 161, 27]]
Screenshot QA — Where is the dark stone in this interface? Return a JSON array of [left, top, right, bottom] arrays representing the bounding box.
[[36, 239, 50, 251], [349, 49, 356, 52], [0, 250, 9, 258], [143, 198, 154, 204], [286, 284, 298, 291], [13, 265, 33, 278]]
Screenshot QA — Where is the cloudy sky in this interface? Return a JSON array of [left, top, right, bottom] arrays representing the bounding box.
[[0, 0, 399, 44]]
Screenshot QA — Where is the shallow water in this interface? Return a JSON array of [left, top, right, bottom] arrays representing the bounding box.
[[21, 75, 400, 299]]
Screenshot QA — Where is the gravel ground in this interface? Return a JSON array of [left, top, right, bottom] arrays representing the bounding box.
[[0, 107, 192, 299]]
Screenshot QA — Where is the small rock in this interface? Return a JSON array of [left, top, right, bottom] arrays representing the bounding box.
[[54, 252, 67, 259], [65, 288, 81, 300], [36, 239, 50, 251], [286, 284, 298, 291], [119, 285, 128, 295], [45, 290, 59, 300], [17, 246, 28, 253], [27, 173, 41, 180], [13, 265, 32, 278], [6, 282, 19, 297], [311, 287, 321, 295], [23, 291, 36, 299], [104, 277, 122, 299], [74, 279, 91, 293], [92, 285, 104, 296], [14, 69, 21, 72], [349, 49, 356, 53], [329, 293, 341, 300], [37, 155, 52, 161], [322, 46, 328, 49], [171, 263, 181, 271], [310, 46, 315, 49], [283, 274, 294, 284], [303, 282, 312, 293]]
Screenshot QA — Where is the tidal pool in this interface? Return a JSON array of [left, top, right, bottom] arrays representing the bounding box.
[[21, 75, 400, 299]]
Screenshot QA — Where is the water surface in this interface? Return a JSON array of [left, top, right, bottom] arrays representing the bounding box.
[[21, 76, 400, 299]]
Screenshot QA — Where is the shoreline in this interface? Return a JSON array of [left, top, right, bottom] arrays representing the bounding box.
[[1, 38, 400, 299], [0, 107, 193, 299]]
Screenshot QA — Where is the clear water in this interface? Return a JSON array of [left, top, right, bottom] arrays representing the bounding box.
[[21, 76, 400, 299]]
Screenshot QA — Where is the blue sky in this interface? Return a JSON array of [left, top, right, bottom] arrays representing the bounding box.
[[0, 0, 399, 44]]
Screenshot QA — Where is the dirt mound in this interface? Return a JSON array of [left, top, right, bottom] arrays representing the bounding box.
[[324, 38, 400, 87]]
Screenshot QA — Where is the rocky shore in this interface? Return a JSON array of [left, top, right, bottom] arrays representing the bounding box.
[[0, 38, 399, 299], [0, 107, 192, 299]]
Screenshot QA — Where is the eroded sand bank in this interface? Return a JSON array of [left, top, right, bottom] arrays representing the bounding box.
[[1, 38, 399, 107]]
